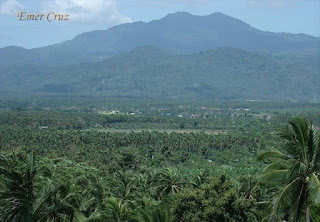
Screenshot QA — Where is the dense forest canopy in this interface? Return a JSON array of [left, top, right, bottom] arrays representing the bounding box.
[[1, 47, 319, 101], [0, 98, 319, 221]]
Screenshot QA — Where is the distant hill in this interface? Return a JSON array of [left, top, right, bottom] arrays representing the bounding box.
[[1, 46, 319, 100], [0, 12, 319, 67]]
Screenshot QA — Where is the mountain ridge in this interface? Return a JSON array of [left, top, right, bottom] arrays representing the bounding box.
[[1, 46, 318, 100], [0, 12, 319, 67]]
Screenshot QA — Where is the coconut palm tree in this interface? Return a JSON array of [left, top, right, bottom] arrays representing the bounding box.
[[111, 171, 136, 202], [239, 175, 259, 200], [191, 169, 210, 188], [140, 207, 171, 222], [0, 152, 73, 222], [104, 197, 136, 222], [0, 152, 35, 221], [153, 169, 185, 196], [258, 116, 320, 222], [73, 208, 108, 222], [134, 194, 172, 222]]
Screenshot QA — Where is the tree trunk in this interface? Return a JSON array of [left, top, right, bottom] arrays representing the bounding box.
[[306, 194, 310, 222]]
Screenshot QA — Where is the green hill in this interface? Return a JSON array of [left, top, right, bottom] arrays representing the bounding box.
[[1, 46, 319, 100]]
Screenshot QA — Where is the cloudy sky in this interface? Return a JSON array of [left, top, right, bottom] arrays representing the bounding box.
[[0, 0, 319, 48]]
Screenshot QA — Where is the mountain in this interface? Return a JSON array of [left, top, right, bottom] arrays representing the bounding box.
[[1, 46, 319, 100], [0, 12, 319, 67]]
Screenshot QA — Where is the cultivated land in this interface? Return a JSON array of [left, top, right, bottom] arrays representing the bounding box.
[[0, 97, 319, 221]]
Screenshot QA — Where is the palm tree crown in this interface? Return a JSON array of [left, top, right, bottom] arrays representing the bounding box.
[[258, 116, 320, 221]]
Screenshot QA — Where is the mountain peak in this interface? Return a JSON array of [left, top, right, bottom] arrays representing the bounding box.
[[209, 12, 226, 16], [164, 11, 193, 18], [164, 11, 229, 18], [0, 12, 319, 67], [157, 11, 194, 23]]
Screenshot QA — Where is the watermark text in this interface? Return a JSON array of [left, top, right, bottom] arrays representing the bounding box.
[[18, 11, 69, 22]]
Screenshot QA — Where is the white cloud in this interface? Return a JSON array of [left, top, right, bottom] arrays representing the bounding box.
[[0, 0, 25, 15], [44, 0, 132, 24]]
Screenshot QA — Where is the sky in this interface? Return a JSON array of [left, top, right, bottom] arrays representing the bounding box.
[[0, 0, 319, 49]]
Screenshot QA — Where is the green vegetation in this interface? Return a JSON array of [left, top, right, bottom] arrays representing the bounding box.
[[1, 9, 319, 222], [1, 46, 319, 100], [0, 98, 319, 221], [258, 116, 320, 221], [1, 12, 318, 68]]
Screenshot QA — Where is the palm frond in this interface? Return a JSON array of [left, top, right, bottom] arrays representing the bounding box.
[[257, 149, 289, 162], [311, 130, 320, 171], [270, 177, 303, 222], [73, 210, 88, 222], [288, 116, 311, 164], [33, 184, 61, 213], [309, 173, 320, 205], [259, 170, 290, 185]]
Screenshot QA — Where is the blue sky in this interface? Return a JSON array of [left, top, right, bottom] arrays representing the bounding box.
[[0, 0, 319, 49]]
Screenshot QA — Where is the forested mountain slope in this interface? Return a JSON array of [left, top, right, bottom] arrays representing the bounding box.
[[1, 46, 319, 100], [0, 12, 319, 67]]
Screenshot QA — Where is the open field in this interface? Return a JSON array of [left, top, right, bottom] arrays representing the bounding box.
[[84, 128, 230, 135]]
